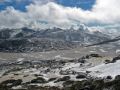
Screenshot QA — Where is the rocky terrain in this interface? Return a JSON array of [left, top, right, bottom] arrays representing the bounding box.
[[0, 38, 76, 52], [0, 26, 120, 90], [0, 52, 120, 90], [0, 26, 111, 53]]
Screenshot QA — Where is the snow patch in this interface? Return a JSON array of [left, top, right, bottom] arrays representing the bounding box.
[[99, 49, 107, 52], [116, 49, 120, 53], [88, 60, 120, 77], [17, 58, 24, 62]]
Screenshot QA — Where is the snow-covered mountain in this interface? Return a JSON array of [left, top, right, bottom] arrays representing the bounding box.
[[0, 25, 110, 43], [0, 25, 115, 52], [89, 27, 120, 38]]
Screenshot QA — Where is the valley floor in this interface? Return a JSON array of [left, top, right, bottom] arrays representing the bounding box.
[[0, 46, 120, 90]]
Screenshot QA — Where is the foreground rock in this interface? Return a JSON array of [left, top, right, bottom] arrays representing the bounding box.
[[31, 77, 47, 84], [0, 54, 120, 90], [0, 75, 120, 90], [0, 79, 22, 89]]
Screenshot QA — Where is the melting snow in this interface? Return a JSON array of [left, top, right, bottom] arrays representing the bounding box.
[[99, 49, 107, 52], [116, 49, 120, 53], [17, 58, 24, 62], [88, 60, 120, 77], [89, 51, 96, 53]]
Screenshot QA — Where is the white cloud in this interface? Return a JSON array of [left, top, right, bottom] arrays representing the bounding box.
[[92, 0, 120, 23], [32, 0, 55, 4], [0, 0, 120, 29], [0, 7, 27, 28]]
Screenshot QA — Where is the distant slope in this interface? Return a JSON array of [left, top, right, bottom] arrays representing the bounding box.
[[0, 38, 76, 52], [0, 26, 111, 52], [86, 35, 120, 47], [0, 27, 110, 43]]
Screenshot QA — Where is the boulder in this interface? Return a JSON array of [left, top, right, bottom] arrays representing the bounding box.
[[115, 75, 120, 81], [76, 73, 87, 79], [76, 75, 86, 79], [0, 79, 22, 88], [31, 77, 47, 83], [48, 78, 57, 82], [55, 76, 70, 83], [104, 60, 111, 64], [89, 54, 102, 58], [112, 56, 120, 63], [106, 76, 112, 80]]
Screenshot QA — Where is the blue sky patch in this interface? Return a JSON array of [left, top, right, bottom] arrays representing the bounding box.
[[56, 0, 95, 10], [0, 0, 32, 11], [0, 0, 96, 11]]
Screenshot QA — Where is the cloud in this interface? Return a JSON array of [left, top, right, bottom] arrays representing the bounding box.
[[32, 0, 56, 4], [0, 0, 120, 29], [0, 7, 29, 29]]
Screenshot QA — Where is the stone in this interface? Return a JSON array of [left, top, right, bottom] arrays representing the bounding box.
[[54, 76, 70, 83], [31, 77, 47, 83]]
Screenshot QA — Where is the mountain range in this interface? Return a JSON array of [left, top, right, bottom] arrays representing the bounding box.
[[0, 25, 117, 52]]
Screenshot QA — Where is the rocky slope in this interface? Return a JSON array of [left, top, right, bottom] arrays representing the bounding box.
[[0, 26, 111, 52], [0, 26, 110, 43], [0, 26, 120, 90], [0, 54, 120, 90], [0, 38, 76, 52]]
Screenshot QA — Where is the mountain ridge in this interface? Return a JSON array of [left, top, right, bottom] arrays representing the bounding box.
[[0, 26, 113, 52]]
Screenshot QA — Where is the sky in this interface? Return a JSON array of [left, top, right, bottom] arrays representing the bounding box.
[[0, 0, 95, 11], [0, 0, 120, 31]]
